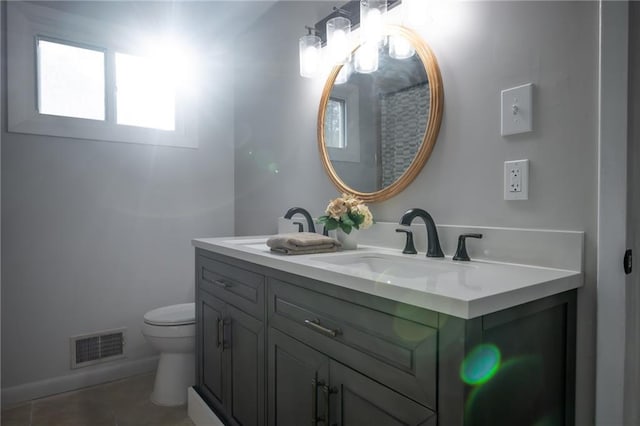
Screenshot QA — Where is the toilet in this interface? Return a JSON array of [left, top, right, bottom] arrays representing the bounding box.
[[142, 302, 196, 406]]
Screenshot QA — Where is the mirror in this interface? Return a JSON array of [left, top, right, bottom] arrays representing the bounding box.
[[318, 25, 443, 202]]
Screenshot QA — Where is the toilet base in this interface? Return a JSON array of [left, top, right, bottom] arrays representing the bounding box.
[[150, 352, 195, 406]]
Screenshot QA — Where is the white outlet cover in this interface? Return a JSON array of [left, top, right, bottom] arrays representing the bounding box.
[[501, 83, 533, 136], [504, 159, 529, 200]]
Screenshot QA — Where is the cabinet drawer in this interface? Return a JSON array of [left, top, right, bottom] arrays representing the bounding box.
[[268, 278, 437, 409], [198, 254, 265, 318]]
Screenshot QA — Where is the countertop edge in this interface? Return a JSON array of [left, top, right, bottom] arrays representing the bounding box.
[[192, 237, 583, 319]]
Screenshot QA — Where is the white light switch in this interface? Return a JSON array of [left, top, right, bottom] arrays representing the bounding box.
[[504, 159, 529, 200], [501, 83, 533, 136]]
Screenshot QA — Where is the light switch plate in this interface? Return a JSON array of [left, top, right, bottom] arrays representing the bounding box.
[[504, 159, 529, 200], [501, 83, 533, 136]]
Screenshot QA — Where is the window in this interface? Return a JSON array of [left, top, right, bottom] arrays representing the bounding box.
[[325, 84, 360, 163], [325, 98, 346, 149], [37, 39, 106, 121], [115, 52, 175, 131], [7, 2, 198, 148]]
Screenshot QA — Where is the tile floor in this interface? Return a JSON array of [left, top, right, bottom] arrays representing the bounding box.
[[1, 373, 195, 426]]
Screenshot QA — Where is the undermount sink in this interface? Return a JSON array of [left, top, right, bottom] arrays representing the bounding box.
[[311, 252, 474, 280]]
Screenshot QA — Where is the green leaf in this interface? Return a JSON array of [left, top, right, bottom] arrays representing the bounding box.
[[317, 216, 330, 225], [352, 213, 364, 226], [325, 220, 339, 230], [340, 213, 355, 226], [339, 222, 352, 234]]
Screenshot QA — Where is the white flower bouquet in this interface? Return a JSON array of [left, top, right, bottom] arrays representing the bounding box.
[[317, 193, 374, 234]]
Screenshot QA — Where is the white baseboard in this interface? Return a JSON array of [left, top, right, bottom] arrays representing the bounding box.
[[188, 387, 224, 426], [1, 356, 158, 408]]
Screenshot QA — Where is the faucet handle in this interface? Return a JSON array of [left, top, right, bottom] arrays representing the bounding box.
[[292, 221, 304, 233], [396, 228, 417, 254], [453, 233, 483, 261]]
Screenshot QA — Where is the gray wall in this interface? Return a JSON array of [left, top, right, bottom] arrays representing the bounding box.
[[234, 1, 338, 235], [332, 79, 380, 193], [1, 2, 235, 395], [234, 1, 598, 424]]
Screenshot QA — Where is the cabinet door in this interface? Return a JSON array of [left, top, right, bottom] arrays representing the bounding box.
[[197, 291, 226, 409], [226, 303, 265, 426], [330, 361, 436, 426], [268, 328, 329, 426]]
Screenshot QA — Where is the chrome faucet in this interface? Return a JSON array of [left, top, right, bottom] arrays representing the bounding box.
[[284, 207, 316, 234], [398, 208, 444, 258]]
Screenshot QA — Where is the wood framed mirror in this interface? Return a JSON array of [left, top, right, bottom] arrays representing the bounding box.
[[317, 25, 443, 203]]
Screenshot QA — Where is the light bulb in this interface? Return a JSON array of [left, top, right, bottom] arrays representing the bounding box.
[[335, 63, 351, 84], [389, 35, 415, 60], [355, 42, 378, 74], [360, 0, 387, 44], [364, 9, 383, 42], [299, 34, 321, 78], [327, 17, 352, 65]]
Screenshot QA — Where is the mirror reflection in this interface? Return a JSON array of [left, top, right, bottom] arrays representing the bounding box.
[[324, 46, 428, 193], [318, 25, 443, 202]]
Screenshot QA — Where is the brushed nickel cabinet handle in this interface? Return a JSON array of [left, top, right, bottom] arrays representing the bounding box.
[[304, 319, 341, 338], [213, 279, 231, 288]]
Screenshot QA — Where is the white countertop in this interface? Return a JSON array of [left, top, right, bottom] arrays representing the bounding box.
[[192, 235, 583, 319]]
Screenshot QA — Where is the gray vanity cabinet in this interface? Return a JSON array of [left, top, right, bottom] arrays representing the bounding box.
[[268, 327, 329, 426], [197, 291, 225, 409], [268, 327, 436, 426], [196, 251, 266, 426], [330, 361, 436, 426], [195, 248, 576, 426]]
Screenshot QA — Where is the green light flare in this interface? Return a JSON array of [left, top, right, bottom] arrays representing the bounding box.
[[460, 344, 501, 385]]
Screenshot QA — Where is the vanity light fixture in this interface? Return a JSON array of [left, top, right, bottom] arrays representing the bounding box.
[[354, 41, 379, 73], [360, 0, 387, 45], [299, 26, 322, 78], [389, 33, 415, 59], [335, 62, 352, 84], [300, 0, 402, 79], [389, 0, 415, 59], [326, 16, 352, 65]]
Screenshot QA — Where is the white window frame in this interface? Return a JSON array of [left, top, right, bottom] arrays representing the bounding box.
[[7, 2, 198, 148], [327, 83, 360, 163], [325, 97, 347, 148]]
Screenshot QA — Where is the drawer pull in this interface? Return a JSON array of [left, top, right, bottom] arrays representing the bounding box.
[[304, 319, 341, 338], [213, 279, 231, 288], [311, 379, 325, 425]]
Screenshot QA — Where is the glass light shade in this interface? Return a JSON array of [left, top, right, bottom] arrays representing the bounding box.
[[389, 35, 415, 60], [360, 0, 387, 44], [299, 34, 322, 78], [402, 0, 430, 28], [335, 62, 351, 85], [327, 17, 352, 65], [354, 42, 379, 74]]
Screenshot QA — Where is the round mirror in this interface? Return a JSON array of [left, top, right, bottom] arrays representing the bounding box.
[[318, 25, 443, 202]]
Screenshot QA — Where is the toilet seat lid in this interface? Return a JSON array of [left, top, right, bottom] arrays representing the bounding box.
[[144, 303, 195, 326]]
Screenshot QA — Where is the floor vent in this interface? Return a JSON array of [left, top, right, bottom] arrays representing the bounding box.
[[70, 328, 126, 369]]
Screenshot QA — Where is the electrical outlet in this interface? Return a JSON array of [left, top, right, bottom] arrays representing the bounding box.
[[504, 159, 529, 200], [509, 167, 521, 192]]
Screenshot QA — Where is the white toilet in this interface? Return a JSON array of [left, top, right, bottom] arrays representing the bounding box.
[[142, 302, 196, 406]]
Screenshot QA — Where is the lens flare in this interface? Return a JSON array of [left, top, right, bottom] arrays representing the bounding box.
[[460, 344, 501, 385], [463, 356, 544, 426]]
